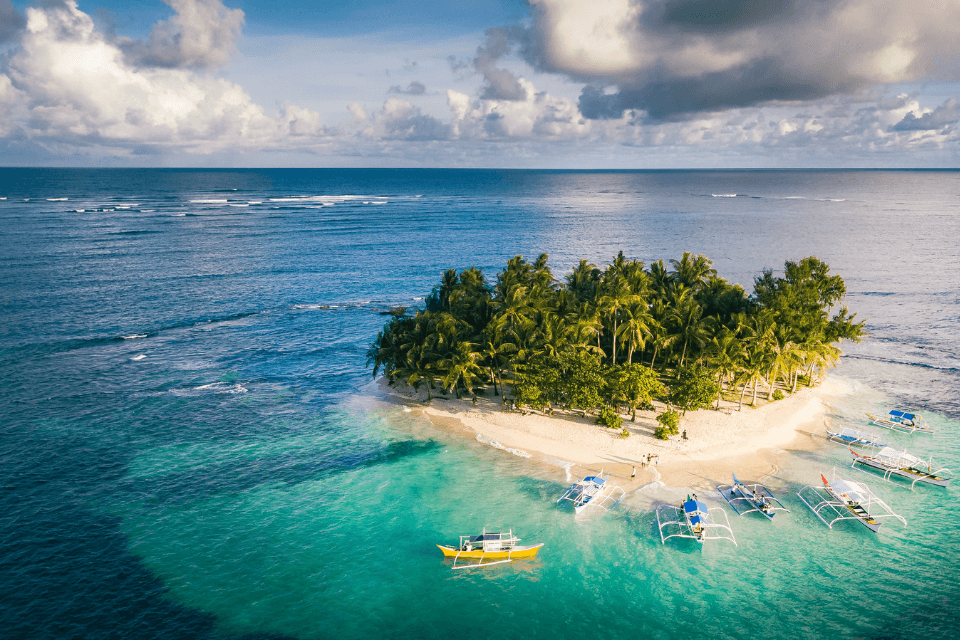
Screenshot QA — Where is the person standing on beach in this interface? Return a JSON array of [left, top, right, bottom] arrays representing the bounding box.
[[631, 466, 636, 478]]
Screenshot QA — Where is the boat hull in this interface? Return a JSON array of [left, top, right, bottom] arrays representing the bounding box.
[[437, 543, 544, 560], [853, 456, 951, 487]]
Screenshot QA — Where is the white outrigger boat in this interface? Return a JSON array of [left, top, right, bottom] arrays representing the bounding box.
[[717, 472, 790, 520], [866, 410, 935, 435], [556, 470, 625, 517], [825, 427, 886, 449], [437, 529, 544, 569], [849, 447, 952, 489], [797, 472, 906, 533], [657, 494, 737, 546]]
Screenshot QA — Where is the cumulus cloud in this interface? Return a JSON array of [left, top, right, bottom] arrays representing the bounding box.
[[388, 80, 427, 96], [0, 0, 26, 44], [891, 98, 960, 132], [520, 0, 960, 120], [474, 27, 528, 101], [118, 0, 244, 68], [1, 0, 325, 156]]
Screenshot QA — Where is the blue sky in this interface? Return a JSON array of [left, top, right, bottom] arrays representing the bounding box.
[[1, 0, 959, 167]]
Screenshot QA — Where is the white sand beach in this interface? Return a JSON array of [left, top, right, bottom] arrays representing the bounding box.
[[384, 377, 847, 491]]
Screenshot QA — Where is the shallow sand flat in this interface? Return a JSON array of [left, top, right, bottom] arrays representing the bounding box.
[[384, 376, 847, 491]]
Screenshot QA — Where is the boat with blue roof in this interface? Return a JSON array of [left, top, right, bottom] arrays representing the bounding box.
[[556, 470, 624, 517], [866, 410, 934, 435], [656, 494, 737, 546]]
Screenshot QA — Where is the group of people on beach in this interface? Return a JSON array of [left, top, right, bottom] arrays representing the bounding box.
[[631, 453, 661, 478]]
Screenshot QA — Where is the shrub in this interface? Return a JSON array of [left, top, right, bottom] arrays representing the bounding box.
[[654, 426, 671, 440], [619, 428, 630, 439], [656, 409, 681, 435], [773, 389, 784, 401], [595, 405, 623, 429]]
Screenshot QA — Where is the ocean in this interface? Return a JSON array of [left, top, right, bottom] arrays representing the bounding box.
[[1, 168, 957, 639]]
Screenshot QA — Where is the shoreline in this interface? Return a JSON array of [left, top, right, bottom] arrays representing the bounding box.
[[381, 376, 847, 491]]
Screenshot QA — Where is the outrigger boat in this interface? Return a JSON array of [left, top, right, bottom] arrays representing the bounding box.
[[437, 529, 543, 569], [850, 447, 952, 489], [825, 427, 886, 449], [556, 470, 625, 517], [717, 472, 790, 520], [656, 494, 737, 546], [797, 472, 906, 533], [866, 410, 935, 435]]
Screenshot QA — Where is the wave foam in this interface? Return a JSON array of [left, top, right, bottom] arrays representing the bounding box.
[[131, 354, 147, 361], [475, 434, 532, 458], [189, 199, 228, 204], [712, 193, 738, 198], [194, 382, 248, 394], [121, 333, 148, 339]]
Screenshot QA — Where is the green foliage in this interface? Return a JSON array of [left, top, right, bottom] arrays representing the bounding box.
[[668, 365, 720, 415], [654, 409, 680, 440], [605, 363, 666, 420], [515, 350, 605, 411], [656, 409, 680, 431], [619, 428, 630, 439], [773, 389, 785, 401], [595, 405, 623, 429], [368, 254, 863, 409]]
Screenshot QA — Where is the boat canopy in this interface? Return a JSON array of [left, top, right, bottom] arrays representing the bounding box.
[[889, 410, 918, 421], [582, 476, 605, 485], [875, 447, 923, 466]]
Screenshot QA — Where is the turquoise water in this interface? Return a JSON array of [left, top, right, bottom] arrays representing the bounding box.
[[1, 169, 958, 639]]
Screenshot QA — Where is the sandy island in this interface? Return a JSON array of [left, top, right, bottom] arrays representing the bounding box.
[[382, 376, 848, 491]]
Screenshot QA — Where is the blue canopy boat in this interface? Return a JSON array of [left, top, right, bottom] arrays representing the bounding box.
[[866, 410, 934, 435], [656, 494, 737, 546]]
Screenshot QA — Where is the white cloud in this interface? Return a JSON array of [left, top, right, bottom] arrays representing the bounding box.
[[2, 1, 326, 157], [119, 0, 245, 69]]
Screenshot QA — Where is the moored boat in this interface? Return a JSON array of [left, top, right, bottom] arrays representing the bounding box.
[[556, 470, 624, 517], [797, 472, 906, 534], [866, 410, 934, 435], [656, 494, 737, 546], [825, 427, 886, 449], [437, 529, 543, 568], [717, 472, 790, 520], [850, 446, 951, 489]]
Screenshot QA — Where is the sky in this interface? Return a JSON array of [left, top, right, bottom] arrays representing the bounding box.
[[1, 0, 960, 168]]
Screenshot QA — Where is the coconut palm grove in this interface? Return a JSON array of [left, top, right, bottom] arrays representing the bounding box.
[[368, 252, 865, 434]]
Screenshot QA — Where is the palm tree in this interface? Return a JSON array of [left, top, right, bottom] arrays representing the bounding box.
[[705, 330, 743, 408], [439, 341, 484, 399], [598, 278, 638, 365], [616, 302, 652, 365], [670, 252, 717, 292], [670, 290, 712, 371]]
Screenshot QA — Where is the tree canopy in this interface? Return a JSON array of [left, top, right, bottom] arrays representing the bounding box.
[[368, 252, 864, 416]]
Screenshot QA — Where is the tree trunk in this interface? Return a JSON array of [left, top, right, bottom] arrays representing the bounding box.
[[738, 381, 748, 410], [752, 379, 758, 406], [611, 318, 618, 365]]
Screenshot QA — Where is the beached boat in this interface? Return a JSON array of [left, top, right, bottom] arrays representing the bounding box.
[[797, 472, 906, 533], [849, 447, 951, 489], [437, 529, 543, 569], [825, 427, 886, 449], [657, 494, 737, 546], [866, 410, 934, 435], [556, 470, 624, 517], [717, 472, 790, 520]]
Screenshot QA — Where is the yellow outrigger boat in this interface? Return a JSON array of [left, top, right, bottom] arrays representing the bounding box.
[[437, 529, 543, 569]]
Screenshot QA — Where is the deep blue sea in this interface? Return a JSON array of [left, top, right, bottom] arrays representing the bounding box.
[[1, 169, 958, 639]]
